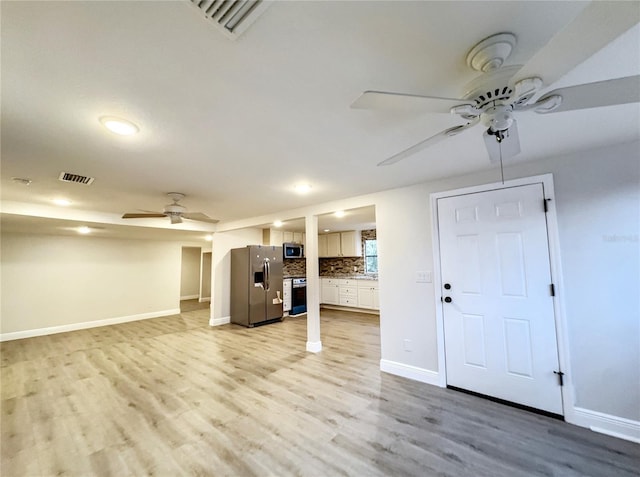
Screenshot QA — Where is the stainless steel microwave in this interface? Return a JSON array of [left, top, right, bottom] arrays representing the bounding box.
[[283, 242, 304, 259]]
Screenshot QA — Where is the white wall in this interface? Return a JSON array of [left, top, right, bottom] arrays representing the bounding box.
[[210, 228, 263, 323], [375, 140, 639, 423], [180, 246, 201, 299], [1, 233, 186, 335]]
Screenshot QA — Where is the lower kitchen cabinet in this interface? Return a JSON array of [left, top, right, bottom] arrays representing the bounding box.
[[320, 278, 378, 310], [357, 281, 379, 309], [339, 282, 358, 306], [283, 279, 292, 313], [321, 278, 340, 305]]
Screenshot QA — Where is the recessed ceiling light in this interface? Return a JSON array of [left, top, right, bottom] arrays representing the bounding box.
[[99, 116, 139, 136], [77, 226, 91, 234], [323, 229, 330, 232], [334, 210, 345, 218], [294, 183, 312, 194], [273, 220, 283, 227], [53, 198, 72, 206]]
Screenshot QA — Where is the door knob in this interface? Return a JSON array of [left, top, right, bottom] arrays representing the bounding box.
[[444, 283, 452, 290], [444, 296, 452, 303]]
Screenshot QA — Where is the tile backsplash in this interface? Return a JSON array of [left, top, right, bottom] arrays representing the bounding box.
[[283, 258, 306, 278]]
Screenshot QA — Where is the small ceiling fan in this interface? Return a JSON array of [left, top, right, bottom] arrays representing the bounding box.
[[352, 16, 640, 166], [122, 192, 219, 224]]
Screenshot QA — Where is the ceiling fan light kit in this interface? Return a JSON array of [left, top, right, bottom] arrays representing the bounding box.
[[354, 28, 639, 167]]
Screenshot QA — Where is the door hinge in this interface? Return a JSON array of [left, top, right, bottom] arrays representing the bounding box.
[[543, 198, 551, 213], [553, 370, 565, 386], [550, 283, 555, 296]]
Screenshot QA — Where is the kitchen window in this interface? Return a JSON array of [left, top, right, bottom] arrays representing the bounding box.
[[365, 239, 378, 274]]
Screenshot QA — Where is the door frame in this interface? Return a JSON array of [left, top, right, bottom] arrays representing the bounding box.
[[430, 173, 574, 417]]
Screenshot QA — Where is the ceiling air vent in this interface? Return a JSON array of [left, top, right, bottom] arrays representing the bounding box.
[[189, 0, 272, 39], [58, 172, 95, 185]]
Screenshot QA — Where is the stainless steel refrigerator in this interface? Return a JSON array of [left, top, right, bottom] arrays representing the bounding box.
[[230, 245, 284, 327]]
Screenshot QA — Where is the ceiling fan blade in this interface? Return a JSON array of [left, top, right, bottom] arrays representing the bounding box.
[[122, 213, 166, 219], [182, 212, 220, 224], [536, 75, 640, 114], [483, 120, 521, 164], [352, 90, 472, 114], [378, 119, 479, 166], [514, 2, 640, 87]]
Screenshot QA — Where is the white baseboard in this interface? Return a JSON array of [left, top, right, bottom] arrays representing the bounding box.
[[198, 297, 211, 303], [569, 407, 640, 443], [209, 316, 230, 327], [0, 308, 181, 342], [180, 294, 199, 301], [380, 359, 441, 386], [306, 341, 322, 353]]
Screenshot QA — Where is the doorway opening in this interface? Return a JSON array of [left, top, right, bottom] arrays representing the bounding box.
[[180, 246, 210, 313]]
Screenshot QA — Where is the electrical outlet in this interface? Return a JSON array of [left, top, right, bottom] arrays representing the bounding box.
[[353, 266, 358, 272], [403, 339, 412, 351], [416, 271, 432, 283], [330, 266, 334, 271]]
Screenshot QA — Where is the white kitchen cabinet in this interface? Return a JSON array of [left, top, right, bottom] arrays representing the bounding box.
[[292, 232, 303, 244], [327, 233, 341, 257], [339, 280, 358, 306], [283, 231, 294, 243], [321, 278, 379, 311], [283, 279, 292, 312], [318, 231, 362, 257], [357, 280, 379, 310], [318, 234, 329, 257], [321, 278, 339, 305], [263, 228, 284, 246], [340, 230, 362, 257]]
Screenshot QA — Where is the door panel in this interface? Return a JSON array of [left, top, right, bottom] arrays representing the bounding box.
[[462, 313, 486, 368], [438, 183, 563, 414]]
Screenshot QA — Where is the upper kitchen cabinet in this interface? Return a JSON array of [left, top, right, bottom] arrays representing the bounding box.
[[263, 228, 284, 246], [340, 231, 362, 257], [327, 233, 341, 256], [318, 231, 362, 257], [318, 234, 329, 257], [263, 229, 305, 246]]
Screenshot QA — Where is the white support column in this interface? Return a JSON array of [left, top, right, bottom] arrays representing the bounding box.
[[305, 214, 322, 352]]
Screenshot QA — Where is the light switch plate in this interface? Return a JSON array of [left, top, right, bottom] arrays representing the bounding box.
[[416, 271, 432, 283]]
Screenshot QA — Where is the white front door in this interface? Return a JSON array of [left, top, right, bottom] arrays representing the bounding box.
[[437, 183, 563, 414]]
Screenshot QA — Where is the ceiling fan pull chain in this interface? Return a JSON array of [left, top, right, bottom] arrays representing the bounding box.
[[499, 139, 505, 185]]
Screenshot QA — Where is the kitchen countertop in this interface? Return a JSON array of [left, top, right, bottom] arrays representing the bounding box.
[[319, 275, 378, 281]]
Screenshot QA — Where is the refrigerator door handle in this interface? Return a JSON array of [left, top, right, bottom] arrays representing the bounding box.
[[264, 259, 270, 291]]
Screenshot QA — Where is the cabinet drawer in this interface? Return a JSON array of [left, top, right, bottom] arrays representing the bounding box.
[[324, 278, 346, 286], [339, 287, 357, 297], [357, 280, 378, 289], [339, 296, 358, 306]]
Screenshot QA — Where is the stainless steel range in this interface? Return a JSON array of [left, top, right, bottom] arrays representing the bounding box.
[[291, 277, 307, 315]]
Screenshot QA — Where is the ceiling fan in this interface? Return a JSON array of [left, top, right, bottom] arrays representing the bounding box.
[[352, 12, 640, 166], [122, 192, 219, 225]]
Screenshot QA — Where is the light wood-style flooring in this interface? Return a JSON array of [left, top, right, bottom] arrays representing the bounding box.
[[1, 309, 638, 476]]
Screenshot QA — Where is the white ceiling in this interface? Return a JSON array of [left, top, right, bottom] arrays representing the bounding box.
[[2, 1, 639, 236]]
